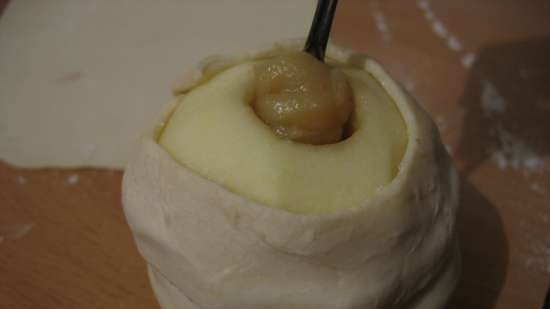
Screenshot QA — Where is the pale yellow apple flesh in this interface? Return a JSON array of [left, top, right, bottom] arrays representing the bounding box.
[[158, 58, 407, 214]]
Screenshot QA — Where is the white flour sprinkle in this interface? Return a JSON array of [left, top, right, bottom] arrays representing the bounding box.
[[431, 20, 448, 38], [481, 80, 507, 115], [16, 176, 27, 185], [491, 127, 545, 173], [415, 0, 453, 43], [446, 36, 462, 52], [416, 0, 473, 66], [369, 1, 391, 42], [480, 79, 546, 173], [461, 52, 477, 69], [525, 257, 550, 274], [417, 0, 430, 11], [525, 239, 550, 274], [424, 10, 435, 21], [67, 174, 79, 185]]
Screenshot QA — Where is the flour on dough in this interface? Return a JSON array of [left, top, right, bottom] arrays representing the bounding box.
[[0, 0, 314, 168]]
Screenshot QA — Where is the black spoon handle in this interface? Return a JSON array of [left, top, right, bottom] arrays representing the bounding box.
[[543, 285, 550, 309], [304, 0, 339, 61]]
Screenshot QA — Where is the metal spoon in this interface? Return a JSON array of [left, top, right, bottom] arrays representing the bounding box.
[[304, 0, 339, 61]]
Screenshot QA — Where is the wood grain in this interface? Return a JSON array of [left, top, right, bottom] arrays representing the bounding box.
[[1, 0, 549, 308], [0, 167, 157, 309]]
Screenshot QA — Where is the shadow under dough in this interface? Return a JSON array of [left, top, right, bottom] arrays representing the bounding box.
[[447, 179, 509, 309]]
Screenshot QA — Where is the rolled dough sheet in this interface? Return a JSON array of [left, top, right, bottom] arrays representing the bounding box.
[[0, 0, 314, 168]]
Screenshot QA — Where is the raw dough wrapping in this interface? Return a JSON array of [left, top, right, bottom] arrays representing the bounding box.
[[122, 41, 460, 309], [0, 0, 314, 168]]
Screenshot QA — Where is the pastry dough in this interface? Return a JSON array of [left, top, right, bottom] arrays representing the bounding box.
[[0, 0, 314, 168], [123, 41, 460, 309]]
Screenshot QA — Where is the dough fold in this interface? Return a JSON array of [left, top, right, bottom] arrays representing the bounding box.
[[122, 41, 460, 309]]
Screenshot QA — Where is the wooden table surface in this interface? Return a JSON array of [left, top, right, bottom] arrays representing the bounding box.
[[1, 1, 549, 308]]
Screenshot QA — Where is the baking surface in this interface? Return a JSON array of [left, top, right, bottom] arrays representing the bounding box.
[[1, 0, 549, 308]]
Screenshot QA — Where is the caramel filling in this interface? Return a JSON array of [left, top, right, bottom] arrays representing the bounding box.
[[254, 52, 353, 145]]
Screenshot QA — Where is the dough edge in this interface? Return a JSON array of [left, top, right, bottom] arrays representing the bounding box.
[[146, 248, 460, 309], [122, 39, 460, 309]]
